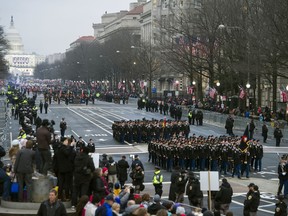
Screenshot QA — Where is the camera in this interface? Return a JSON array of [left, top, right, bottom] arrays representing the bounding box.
[[129, 154, 135, 160]]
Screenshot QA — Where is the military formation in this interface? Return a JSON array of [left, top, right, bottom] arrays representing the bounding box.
[[112, 119, 190, 143], [148, 135, 263, 177]]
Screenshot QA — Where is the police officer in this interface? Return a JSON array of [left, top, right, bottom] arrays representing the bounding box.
[[129, 163, 144, 194], [39, 100, 43, 114], [274, 195, 287, 216], [152, 166, 163, 197], [243, 184, 260, 216]]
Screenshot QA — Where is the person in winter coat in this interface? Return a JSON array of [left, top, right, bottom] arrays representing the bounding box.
[[274, 126, 283, 147], [117, 155, 129, 188], [95, 194, 114, 216], [274, 195, 287, 216], [168, 166, 180, 202], [37, 189, 67, 216], [14, 140, 35, 202], [90, 168, 108, 200], [131, 155, 144, 171], [175, 170, 188, 203], [54, 137, 76, 201], [129, 163, 144, 194], [147, 194, 166, 215], [215, 178, 233, 215], [186, 172, 203, 207], [262, 122, 268, 143], [108, 156, 118, 185], [243, 184, 260, 216], [99, 154, 109, 168], [71, 146, 95, 207], [36, 119, 52, 175]]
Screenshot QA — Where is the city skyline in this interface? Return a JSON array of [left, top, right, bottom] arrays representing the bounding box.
[[0, 0, 134, 55]]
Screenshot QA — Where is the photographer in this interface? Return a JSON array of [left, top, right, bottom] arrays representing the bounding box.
[[129, 163, 144, 194], [36, 119, 52, 176]]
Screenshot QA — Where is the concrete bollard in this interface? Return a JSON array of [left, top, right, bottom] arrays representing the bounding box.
[[31, 176, 53, 203]]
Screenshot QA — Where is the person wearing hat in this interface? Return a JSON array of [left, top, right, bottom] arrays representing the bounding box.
[[152, 166, 163, 197], [147, 194, 166, 215], [131, 154, 144, 171], [99, 154, 109, 168], [95, 193, 114, 216], [215, 178, 233, 215], [277, 155, 288, 196], [129, 163, 144, 194], [274, 195, 287, 216], [186, 171, 203, 208], [117, 155, 129, 188], [274, 126, 283, 147], [243, 184, 260, 216]]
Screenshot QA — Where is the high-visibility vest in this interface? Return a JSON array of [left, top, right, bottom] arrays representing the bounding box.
[[153, 170, 163, 184]]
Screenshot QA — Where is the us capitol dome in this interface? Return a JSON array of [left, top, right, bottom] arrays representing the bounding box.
[[4, 16, 45, 77], [5, 16, 24, 55]]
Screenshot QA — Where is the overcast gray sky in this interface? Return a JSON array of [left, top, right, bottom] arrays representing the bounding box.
[[0, 0, 134, 55]]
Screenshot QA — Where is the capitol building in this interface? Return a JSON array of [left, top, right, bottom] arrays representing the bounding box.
[[4, 16, 45, 76]]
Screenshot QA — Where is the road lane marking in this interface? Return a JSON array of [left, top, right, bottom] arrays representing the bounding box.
[[68, 108, 113, 135]]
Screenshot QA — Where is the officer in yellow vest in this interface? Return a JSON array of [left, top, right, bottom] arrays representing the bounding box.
[[152, 166, 163, 197], [188, 110, 193, 125], [18, 127, 27, 139]]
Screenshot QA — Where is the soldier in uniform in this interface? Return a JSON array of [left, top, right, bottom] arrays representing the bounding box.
[[129, 163, 144, 194]]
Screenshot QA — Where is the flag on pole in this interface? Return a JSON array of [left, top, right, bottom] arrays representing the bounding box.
[[239, 86, 245, 99], [209, 87, 217, 99], [239, 125, 249, 151]]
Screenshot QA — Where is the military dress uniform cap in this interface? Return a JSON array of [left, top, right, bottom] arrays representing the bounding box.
[[155, 166, 160, 170]]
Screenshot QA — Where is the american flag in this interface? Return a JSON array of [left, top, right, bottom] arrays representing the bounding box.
[[279, 89, 288, 102], [209, 87, 217, 99], [118, 82, 122, 90], [239, 86, 245, 99]]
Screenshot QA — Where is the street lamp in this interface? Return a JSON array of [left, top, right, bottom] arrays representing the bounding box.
[[286, 85, 288, 91], [192, 81, 196, 85], [216, 82, 220, 87], [246, 83, 251, 89]]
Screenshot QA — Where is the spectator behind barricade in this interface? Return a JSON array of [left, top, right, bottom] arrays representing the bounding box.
[[90, 168, 108, 201], [9, 139, 20, 175], [176, 206, 186, 216], [75, 195, 89, 216], [169, 166, 181, 202], [95, 193, 115, 216], [118, 185, 132, 213], [108, 156, 118, 186], [113, 182, 121, 196], [0, 144, 11, 201], [122, 200, 140, 216], [37, 189, 67, 216], [14, 140, 35, 202], [101, 167, 110, 194], [147, 194, 166, 215], [132, 207, 149, 216], [141, 193, 152, 209], [112, 202, 121, 215], [84, 194, 102, 216]]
